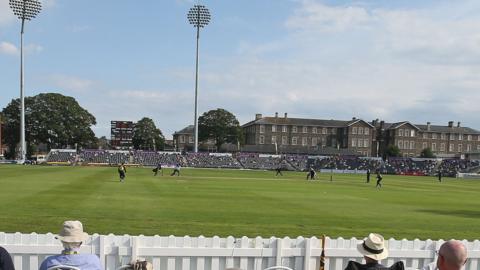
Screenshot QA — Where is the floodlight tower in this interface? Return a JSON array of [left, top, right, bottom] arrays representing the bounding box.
[[187, 4, 211, 153], [9, 0, 42, 163]]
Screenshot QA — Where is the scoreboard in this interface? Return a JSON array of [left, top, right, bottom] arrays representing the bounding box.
[[111, 121, 135, 149]]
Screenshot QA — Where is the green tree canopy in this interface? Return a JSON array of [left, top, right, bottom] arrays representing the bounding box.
[[385, 145, 402, 157], [132, 117, 165, 151], [420, 147, 435, 158], [198, 108, 242, 151], [1, 93, 97, 158]]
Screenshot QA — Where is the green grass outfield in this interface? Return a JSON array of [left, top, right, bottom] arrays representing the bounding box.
[[1, 165, 479, 240]]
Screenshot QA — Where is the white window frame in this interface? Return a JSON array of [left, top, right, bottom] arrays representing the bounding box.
[[410, 141, 415, 150], [302, 137, 308, 146], [259, 135, 265, 144], [432, 133, 437, 139], [399, 129, 404, 137], [352, 127, 358, 135], [352, 139, 357, 147], [312, 127, 317, 134], [259, 125, 265, 134], [432, 143, 436, 151], [271, 136, 277, 144], [292, 137, 298, 145], [422, 142, 427, 149], [364, 139, 369, 148], [364, 128, 369, 135], [449, 144, 454, 152], [272, 125, 276, 132], [302, 126, 307, 133], [312, 137, 317, 146], [458, 144, 462, 152], [282, 136, 287, 145], [292, 126, 297, 133], [358, 127, 364, 135], [398, 140, 403, 149], [440, 143, 445, 151], [282, 125, 287, 133], [322, 128, 327, 135]]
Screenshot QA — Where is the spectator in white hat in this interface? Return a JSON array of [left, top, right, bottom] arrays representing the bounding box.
[[39, 220, 102, 270], [344, 233, 404, 270]]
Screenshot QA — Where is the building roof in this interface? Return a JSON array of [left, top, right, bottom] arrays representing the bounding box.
[[387, 121, 420, 130], [242, 116, 373, 128], [416, 124, 480, 134], [173, 125, 194, 135]]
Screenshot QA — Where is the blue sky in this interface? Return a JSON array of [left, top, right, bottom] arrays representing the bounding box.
[[2, 0, 480, 139]]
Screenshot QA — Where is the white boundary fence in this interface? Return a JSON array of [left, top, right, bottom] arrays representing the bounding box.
[[1, 233, 480, 270]]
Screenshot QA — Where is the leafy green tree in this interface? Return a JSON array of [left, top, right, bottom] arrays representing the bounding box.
[[132, 117, 165, 150], [198, 108, 243, 151], [420, 147, 435, 158], [385, 145, 402, 157], [2, 93, 97, 159]]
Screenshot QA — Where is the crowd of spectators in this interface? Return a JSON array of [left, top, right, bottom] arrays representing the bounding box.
[[184, 153, 242, 169], [383, 158, 437, 176], [133, 151, 183, 167], [439, 159, 480, 177], [44, 149, 480, 177], [46, 150, 76, 163]]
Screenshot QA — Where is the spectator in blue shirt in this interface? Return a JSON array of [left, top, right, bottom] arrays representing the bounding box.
[[39, 220, 102, 270]]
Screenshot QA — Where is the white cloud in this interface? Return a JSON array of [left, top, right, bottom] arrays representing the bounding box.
[[50, 75, 94, 93], [0, 41, 18, 55]]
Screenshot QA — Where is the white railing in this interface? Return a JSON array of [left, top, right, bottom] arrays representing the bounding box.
[[1, 232, 479, 270]]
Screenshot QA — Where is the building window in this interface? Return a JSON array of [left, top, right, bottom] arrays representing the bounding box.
[[358, 138, 363, 147], [180, 136, 185, 143], [410, 141, 415, 150], [458, 144, 462, 152], [364, 139, 369, 148], [422, 133, 427, 139], [260, 125, 265, 134], [271, 136, 277, 144], [302, 126, 307, 133], [292, 137, 298, 145], [450, 134, 454, 140], [432, 143, 436, 151], [312, 127, 317, 134], [358, 127, 364, 135], [302, 137, 308, 146], [321, 137, 326, 146], [467, 144, 471, 151], [399, 129, 404, 137], [459, 134, 463, 140], [352, 139, 357, 147], [449, 144, 454, 152], [259, 135, 265, 144], [440, 143, 445, 151], [441, 133, 446, 140], [322, 128, 327, 134], [422, 142, 427, 149], [292, 126, 297, 133], [467, 135, 472, 141], [432, 133, 437, 139], [272, 125, 277, 132], [282, 136, 288, 145], [312, 137, 317, 146], [282, 125, 287, 133], [352, 127, 358, 134], [189, 136, 194, 143], [364, 128, 369, 135], [477, 145, 480, 150], [398, 140, 403, 149], [404, 130, 409, 137], [410, 130, 414, 137]]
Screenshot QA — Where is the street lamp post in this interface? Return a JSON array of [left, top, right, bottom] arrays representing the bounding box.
[[187, 4, 211, 153], [9, 0, 42, 163]]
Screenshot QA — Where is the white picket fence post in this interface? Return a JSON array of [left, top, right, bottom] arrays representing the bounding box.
[[1, 232, 479, 270]]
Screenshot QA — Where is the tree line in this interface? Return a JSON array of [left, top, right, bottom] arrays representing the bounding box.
[[1, 93, 242, 159]]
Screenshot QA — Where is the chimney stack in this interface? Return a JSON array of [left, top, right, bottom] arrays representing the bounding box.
[[457, 121, 461, 128], [352, 117, 357, 120], [255, 114, 263, 120], [448, 121, 454, 128], [284, 113, 288, 119], [427, 122, 431, 131], [275, 112, 278, 118]]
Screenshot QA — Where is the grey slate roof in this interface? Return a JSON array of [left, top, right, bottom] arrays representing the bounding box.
[[173, 125, 194, 135], [242, 117, 372, 128], [416, 124, 480, 134]]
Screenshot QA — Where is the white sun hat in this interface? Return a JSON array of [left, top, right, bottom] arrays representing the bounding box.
[[356, 233, 389, 261]]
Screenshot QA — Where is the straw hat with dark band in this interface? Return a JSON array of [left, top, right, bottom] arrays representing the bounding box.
[[356, 233, 389, 261]]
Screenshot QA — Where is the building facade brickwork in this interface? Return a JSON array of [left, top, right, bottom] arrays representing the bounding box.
[[243, 113, 480, 157]]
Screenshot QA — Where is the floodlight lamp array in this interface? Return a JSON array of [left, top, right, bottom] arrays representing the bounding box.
[[187, 5, 211, 28], [9, 0, 42, 21]]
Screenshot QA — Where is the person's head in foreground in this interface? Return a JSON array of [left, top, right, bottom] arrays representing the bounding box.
[[39, 220, 102, 270], [436, 240, 467, 270], [56, 220, 89, 252], [357, 233, 389, 264]]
